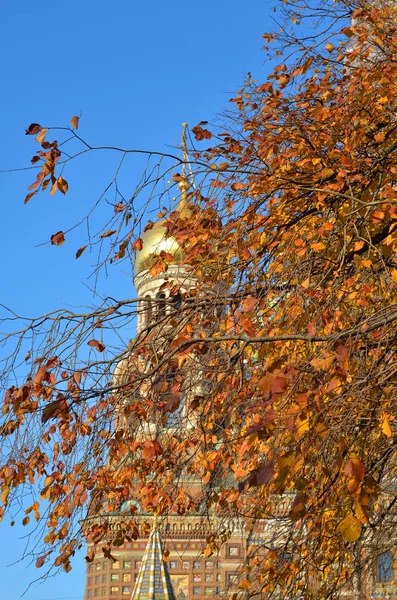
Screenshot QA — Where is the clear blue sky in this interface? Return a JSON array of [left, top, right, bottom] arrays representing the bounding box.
[[0, 0, 273, 598]]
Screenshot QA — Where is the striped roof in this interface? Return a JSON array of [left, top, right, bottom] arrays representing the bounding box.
[[131, 529, 176, 600]]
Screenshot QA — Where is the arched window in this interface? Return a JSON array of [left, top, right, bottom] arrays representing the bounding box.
[[157, 293, 166, 318], [171, 292, 182, 311], [144, 295, 152, 326], [378, 551, 394, 583]]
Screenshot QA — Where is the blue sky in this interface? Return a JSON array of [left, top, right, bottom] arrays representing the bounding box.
[[0, 0, 274, 598]]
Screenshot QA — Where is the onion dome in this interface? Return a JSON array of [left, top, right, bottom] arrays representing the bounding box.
[[134, 179, 190, 275]]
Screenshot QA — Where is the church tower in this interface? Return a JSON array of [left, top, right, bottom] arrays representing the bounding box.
[[83, 126, 247, 600]]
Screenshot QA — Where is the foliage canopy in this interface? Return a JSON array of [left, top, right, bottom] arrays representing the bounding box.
[[2, 0, 397, 597]]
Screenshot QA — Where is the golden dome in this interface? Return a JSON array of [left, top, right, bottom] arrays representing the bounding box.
[[134, 180, 190, 275]]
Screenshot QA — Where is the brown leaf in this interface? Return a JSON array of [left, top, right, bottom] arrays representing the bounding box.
[[100, 230, 117, 238], [76, 245, 87, 259], [132, 238, 143, 251], [114, 202, 124, 213], [25, 123, 42, 135], [51, 231, 65, 246], [57, 176, 68, 194], [70, 115, 79, 129], [36, 555, 46, 568], [191, 125, 212, 141], [87, 339, 105, 352], [24, 191, 37, 205]]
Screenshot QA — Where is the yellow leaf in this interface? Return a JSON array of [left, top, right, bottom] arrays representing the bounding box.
[[338, 514, 362, 542], [50, 180, 58, 196], [391, 270, 397, 284], [325, 42, 335, 52], [381, 413, 392, 437], [36, 128, 48, 144], [301, 277, 310, 289]]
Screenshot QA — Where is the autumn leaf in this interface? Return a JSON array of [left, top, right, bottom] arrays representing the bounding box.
[[36, 128, 48, 144], [76, 245, 87, 259], [87, 339, 105, 352], [242, 297, 258, 312], [25, 123, 41, 135], [344, 457, 365, 483], [36, 555, 47, 568], [191, 125, 212, 141], [381, 413, 392, 437], [100, 230, 117, 238], [70, 115, 79, 129], [338, 514, 362, 543], [132, 238, 143, 251], [57, 176, 68, 194], [51, 231, 65, 246]]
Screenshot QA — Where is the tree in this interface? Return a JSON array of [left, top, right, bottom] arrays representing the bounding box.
[[2, 0, 397, 597]]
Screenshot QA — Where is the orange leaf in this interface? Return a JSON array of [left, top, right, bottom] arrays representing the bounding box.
[[344, 457, 365, 483], [87, 339, 105, 352], [132, 238, 143, 251], [51, 231, 65, 246], [381, 413, 392, 437], [70, 115, 79, 129], [242, 297, 258, 312]]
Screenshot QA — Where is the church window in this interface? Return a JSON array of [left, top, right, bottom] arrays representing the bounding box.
[[102, 575, 107, 583], [111, 574, 119, 581], [205, 587, 214, 594], [193, 574, 201, 582], [123, 574, 131, 582], [122, 586, 131, 594], [123, 560, 131, 569], [228, 574, 239, 585], [112, 561, 120, 569], [95, 575, 100, 584], [182, 561, 190, 569], [205, 574, 213, 582], [110, 588, 119, 595], [144, 295, 152, 325], [193, 587, 201, 595], [157, 293, 167, 318], [378, 552, 394, 582], [228, 545, 240, 557], [205, 561, 213, 569], [193, 561, 201, 569], [170, 560, 178, 569]]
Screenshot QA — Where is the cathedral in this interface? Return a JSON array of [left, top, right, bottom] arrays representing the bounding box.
[[83, 145, 261, 600]]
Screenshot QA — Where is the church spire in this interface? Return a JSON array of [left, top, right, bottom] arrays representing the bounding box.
[[131, 528, 176, 600]]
